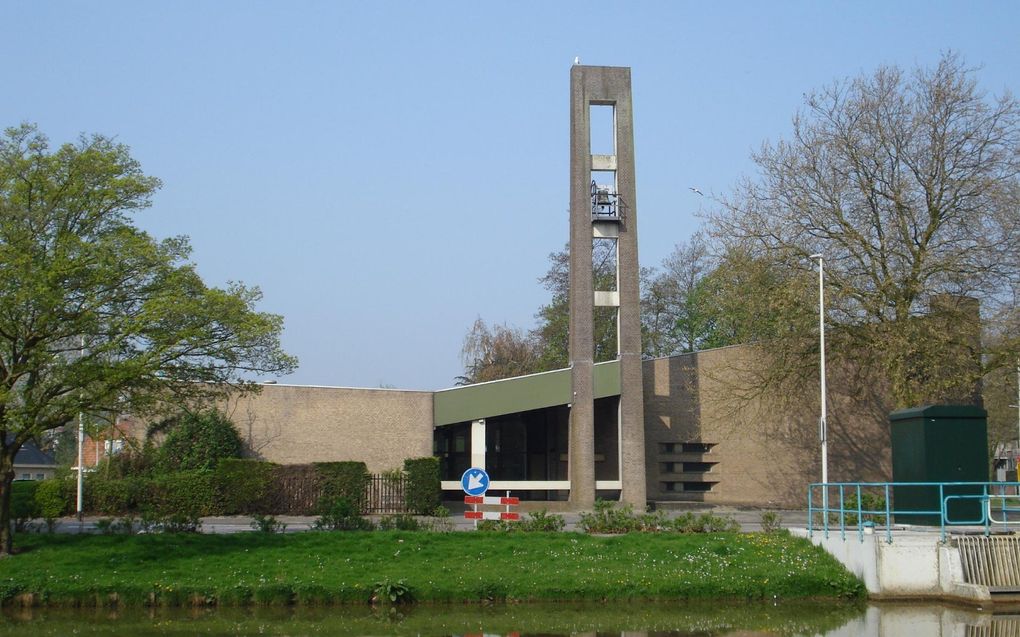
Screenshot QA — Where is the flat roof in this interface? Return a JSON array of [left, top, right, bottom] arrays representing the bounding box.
[[433, 360, 620, 426]]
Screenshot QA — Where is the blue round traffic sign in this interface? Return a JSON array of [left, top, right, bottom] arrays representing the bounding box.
[[460, 467, 490, 496]]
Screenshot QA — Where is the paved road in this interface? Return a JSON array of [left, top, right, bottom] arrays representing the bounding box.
[[42, 504, 811, 534]]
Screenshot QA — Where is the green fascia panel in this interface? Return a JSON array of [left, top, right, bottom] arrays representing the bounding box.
[[593, 360, 621, 398], [433, 360, 620, 426], [889, 404, 987, 422]]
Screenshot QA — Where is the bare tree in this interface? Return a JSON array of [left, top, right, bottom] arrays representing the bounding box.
[[457, 318, 541, 385], [708, 52, 1020, 407]]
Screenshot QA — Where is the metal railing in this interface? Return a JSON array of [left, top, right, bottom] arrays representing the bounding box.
[[808, 482, 1020, 543], [365, 474, 407, 514]]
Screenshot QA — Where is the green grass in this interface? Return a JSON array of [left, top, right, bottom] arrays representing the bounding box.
[[1, 531, 865, 607]]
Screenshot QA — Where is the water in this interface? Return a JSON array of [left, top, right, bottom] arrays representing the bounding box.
[[1, 601, 1017, 636]]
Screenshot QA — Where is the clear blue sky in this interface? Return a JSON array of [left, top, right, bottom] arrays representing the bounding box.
[[3, 2, 1018, 390]]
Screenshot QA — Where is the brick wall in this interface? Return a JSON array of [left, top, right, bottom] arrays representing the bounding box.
[[220, 384, 434, 473], [643, 346, 894, 508]]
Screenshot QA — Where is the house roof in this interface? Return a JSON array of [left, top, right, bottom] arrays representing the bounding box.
[[5, 435, 57, 467]]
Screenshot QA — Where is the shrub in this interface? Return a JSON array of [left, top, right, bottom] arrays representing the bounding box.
[[520, 509, 566, 532], [154, 410, 243, 473], [97, 516, 137, 534], [638, 509, 669, 531], [480, 509, 566, 533], [313, 498, 374, 531], [10, 481, 40, 531], [147, 470, 217, 518], [578, 500, 642, 534], [315, 462, 369, 514], [841, 491, 888, 526], [403, 457, 440, 515], [475, 518, 501, 531], [670, 511, 740, 533], [670, 512, 706, 533], [578, 503, 739, 535], [760, 510, 782, 533], [216, 459, 276, 514], [34, 478, 70, 520], [139, 510, 202, 533], [371, 579, 413, 605], [423, 506, 454, 532], [378, 514, 422, 531], [114, 516, 137, 534], [699, 513, 740, 533], [87, 476, 149, 514], [250, 513, 287, 533]]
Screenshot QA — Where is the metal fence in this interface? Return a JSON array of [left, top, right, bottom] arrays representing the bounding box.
[[267, 464, 321, 514], [267, 467, 409, 515], [808, 481, 1020, 543], [365, 474, 407, 514]]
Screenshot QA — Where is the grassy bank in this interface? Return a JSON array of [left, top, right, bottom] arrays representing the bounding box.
[[1, 531, 865, 607]]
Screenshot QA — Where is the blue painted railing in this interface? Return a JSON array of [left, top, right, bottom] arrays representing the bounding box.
[[807, 482, 1020, 543]]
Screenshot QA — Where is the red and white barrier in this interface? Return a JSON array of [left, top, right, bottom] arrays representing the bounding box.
[[464, 491, 519, 525], [464, 496, 520, 505], [464, 511, 520, 521]]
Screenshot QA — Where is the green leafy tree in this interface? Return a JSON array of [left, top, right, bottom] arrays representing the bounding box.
[[641, 234, 738, 356], [983, 364, 1018, 471], [155, 410, 243, 472], [531, 244, 619, 371], [459, 237, 735, 383], [707, 53, 1020, 407], [459, 245, 623, 384], [0, 124, 296, 555], [531, 247, 571, 372]]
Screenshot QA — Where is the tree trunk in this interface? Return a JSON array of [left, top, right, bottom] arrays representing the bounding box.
[[0, 452, 15, 557]]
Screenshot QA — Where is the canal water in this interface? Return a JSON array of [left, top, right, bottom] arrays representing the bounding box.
[[2, 601, 1019, 636]]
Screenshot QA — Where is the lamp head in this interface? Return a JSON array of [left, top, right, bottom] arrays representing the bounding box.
[[809, 253, 823, 260]]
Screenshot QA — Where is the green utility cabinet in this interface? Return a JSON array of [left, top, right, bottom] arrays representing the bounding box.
[[889, 405, 988, 525]]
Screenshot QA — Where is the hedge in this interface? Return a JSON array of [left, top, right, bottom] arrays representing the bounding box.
[[60, 459, 435, 518], [215, 459, 276, 514], [148, 470, 218, 518], [34, 478, 72, 519], [11, 481, 40, 523], [87, 475, 149, 514], [403, 456, 440, 514], [314, 461, 369, 513]]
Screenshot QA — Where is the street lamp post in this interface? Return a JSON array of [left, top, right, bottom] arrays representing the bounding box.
[[1010, 363, 1020, 486], [76, 335, 84, 523], [810, 254, 828, 486], [76, 407, 83, 521]]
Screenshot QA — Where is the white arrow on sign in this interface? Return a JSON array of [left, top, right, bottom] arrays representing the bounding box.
[[467, 471, 485, 491]]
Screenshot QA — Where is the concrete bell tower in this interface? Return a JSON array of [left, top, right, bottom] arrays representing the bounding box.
[[568, 65, 646, 507]]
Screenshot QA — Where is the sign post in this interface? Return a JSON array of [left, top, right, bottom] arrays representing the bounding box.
[[460, 468, 519, 526], [461, 467, 490, 497]]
